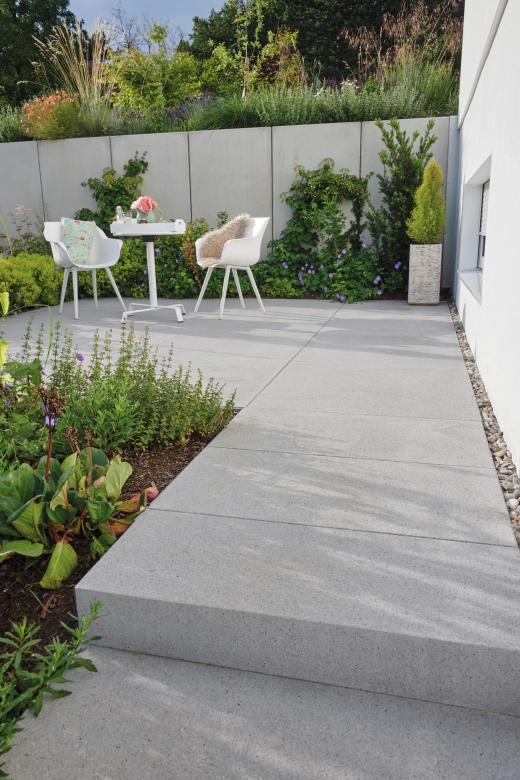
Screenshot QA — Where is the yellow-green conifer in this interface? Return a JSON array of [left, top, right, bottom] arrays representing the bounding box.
[[406, 158, 446, 244]]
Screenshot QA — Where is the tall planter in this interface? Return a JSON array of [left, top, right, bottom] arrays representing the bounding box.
[[408, 243, 442, 305]]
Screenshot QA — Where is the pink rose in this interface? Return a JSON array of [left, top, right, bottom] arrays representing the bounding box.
[[131, 196, 158, 213]]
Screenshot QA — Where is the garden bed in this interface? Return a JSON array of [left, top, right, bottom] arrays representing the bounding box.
[[0, 434, 214, 650]]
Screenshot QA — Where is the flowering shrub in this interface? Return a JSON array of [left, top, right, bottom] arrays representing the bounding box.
[[21, 91, 79, 141]]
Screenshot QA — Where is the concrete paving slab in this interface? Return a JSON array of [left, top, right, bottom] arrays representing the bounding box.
[[6, 646, 520, 780], [151, 446, 511, 545], [253, 357, 480, 420], [76, 511, 520, 714], [210, 407, 493, 469]]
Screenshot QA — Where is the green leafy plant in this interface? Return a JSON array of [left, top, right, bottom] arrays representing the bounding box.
[[0, 206, 48, 257], [0, 601, 101, 777], [268, 159, 378, 300], [0, 255, 61, 312], [75, 153, 149, 233], [366, 117, 437, 291], [406, 157, 446, 244], [0, 108, 26, 144]]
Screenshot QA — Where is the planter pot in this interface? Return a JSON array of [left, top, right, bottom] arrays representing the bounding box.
[[136, 209, 163, 223], [408, 243, 442, 305]]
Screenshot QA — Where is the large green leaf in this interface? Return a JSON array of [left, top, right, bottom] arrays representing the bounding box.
[[9, 463, 35, 504], [0, 291, 8, 317], [86, 497, 115, 526], [0, 540, 43, 562], [40, 541, 77, 590], [0, 339, 8, 371], [90, 534, 116, 560], [0, 518, 22, 539], [105, 457, 132, 501], [61, 453, 78, 473], [12, 500, 45, 543]]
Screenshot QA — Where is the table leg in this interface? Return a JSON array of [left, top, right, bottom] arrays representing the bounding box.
[[146, 241, 158, 309]]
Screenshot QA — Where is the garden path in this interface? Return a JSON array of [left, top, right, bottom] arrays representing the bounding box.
[[5, 297, 520, 780]]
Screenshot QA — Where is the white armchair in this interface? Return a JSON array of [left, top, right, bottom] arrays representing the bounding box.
[[44, 222, 127, 320], [194, 217, 270, 319]]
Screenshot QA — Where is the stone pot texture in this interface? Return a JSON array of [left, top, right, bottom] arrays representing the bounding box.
[[408, 243, 442, 305]]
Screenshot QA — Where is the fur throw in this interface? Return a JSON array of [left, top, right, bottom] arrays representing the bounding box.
[[199, 214, 250, 268]]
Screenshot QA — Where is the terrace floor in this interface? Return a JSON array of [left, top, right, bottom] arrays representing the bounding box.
[[4, 297, 520, 779]]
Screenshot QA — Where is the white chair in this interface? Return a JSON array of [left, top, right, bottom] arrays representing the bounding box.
[[43, 222, 127, 320], [194, 217, 270, 319]]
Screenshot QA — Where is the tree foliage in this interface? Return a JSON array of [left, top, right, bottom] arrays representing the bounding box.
[[0, 0, 76, 105], [407, 157, 446, 243]]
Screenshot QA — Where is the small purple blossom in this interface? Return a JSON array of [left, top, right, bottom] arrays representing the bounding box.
[[373, 275, 381, 285], [340, 295, 345, 301], [336, 294, 341, 299], [311, 248, 316, 253], [337, 259, 342, 265], [342, 249, 347, 254], [377, 290, 382, 296], [164, 263, 167, 267], [17, 292, 22, 298], [328, 273, 333, 278], [55, 267, 60, 271], [324, 286, 328, 291], [155, 248, 161, 255], [362, 242, 367, 248], [282, 262, 289, 269], [337, 254, 341, 259], [75, 353, 84, 362], [141, 282, 145, 287], [4, 399, 11, 406], [395, 261, 402, 269], [144, 270, 148, 275], [13, 312, 17, 316], [320, 264, 324, 269]]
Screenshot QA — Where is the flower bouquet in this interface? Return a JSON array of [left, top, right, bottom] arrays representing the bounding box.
[[131, 196, 163, 223]]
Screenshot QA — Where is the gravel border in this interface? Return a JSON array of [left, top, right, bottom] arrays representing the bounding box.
[[448, 300, 520, 548]]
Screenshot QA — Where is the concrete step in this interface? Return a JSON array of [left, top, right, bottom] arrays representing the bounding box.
[[7, 646, 520, 780], [76, 508, 520, 716]]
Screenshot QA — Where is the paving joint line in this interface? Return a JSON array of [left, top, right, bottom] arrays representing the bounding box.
[[148, 506, 513, 548]]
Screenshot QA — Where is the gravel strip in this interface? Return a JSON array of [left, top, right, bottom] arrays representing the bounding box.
[[448, 299, 520, 548]]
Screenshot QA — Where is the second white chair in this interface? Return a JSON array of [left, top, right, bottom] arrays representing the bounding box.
[[194, 217, 270, 319], [44, 222, 127, 320]]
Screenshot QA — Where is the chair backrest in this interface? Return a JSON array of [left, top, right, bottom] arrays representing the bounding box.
[[44, 221, 106, 267]]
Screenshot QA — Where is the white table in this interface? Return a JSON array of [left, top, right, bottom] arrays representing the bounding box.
[[110, 221, 186, 323]]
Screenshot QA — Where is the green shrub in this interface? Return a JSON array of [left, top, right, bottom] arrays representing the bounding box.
[[0, 254, 61, 312], [366, 118, 437, 291], [407, 158, 446, 244], [20, 91, 80, 141], [0, 107, 26, 143]]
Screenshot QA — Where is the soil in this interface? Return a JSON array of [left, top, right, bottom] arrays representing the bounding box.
[[0, 434, 214, 650]]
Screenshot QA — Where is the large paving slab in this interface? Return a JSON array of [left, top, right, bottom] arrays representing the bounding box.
[[152, 446, 512, 545], [6, 646, 520, 780], [76, 510, 520, 714], [210, 407, 494, 468]]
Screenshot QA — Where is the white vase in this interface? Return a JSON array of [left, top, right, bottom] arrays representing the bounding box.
[[408, 243, 442, 305]]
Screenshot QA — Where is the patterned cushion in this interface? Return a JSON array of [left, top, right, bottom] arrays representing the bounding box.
[[60, 218, 95, 266]]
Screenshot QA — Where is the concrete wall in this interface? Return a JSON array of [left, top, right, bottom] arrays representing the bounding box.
[[454, 0, 520, 466], [1, 117, 456, 273]]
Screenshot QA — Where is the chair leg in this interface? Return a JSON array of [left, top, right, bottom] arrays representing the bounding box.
[[220, 266, 231, 320], [72, 268, 79, 320], [246, 267, 265, 313], [194, 266, 214, 313], [105, 267, 127, 312], [92, 269, 98, 309], [59, 269, 69, 314], [232, 268, 245, 309]]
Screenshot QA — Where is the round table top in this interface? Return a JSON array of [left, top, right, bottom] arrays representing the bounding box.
[[110, 220, 186, 236]]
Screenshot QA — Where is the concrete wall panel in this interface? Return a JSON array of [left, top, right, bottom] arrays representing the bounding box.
[[272, 123, 361, 240], [189, 128, 272, 256], [0, 142, 44, 238], [443, 115, 461, 287], [110, 132, 191, 225], [38, 137, 112, 223]]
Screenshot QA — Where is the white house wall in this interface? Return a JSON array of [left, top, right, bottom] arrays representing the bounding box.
[[455, 0, 520, 466]]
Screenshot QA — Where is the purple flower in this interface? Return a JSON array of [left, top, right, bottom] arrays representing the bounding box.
[[336, 293, 341, 299], [175, 258, 179, 264], [13, 312, 17, 316], [328, 273, 333, 279], [342, 249, 347, 254], [4, 399, 11, 406], [55, 267, 60, 271], [282, 262, 288, 269], [164, 263, 167, 267], [320, 264, 324, 269], [337, 254, 341, 259], [340, 295, 345, 301], [324, 286, 328, 291], [311, 248, 315, 253], [305, 263, 308, 267], [362, 242, 367, 248], [144, 270, 148, 275], [75, 353, 84, 362], [141, 282, 145, 287], [19, 377, 27, 382], [395, 261, 402, 269], [337, 260, 342, 265], [155, 248, 161, 255], [373, 275, 381, 285], [361, 234, 365, 239], [17, 292, 22, 298], [377, 290, 382, 296]]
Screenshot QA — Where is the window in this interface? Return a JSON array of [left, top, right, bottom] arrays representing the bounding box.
[[477, 180, 490, 269]]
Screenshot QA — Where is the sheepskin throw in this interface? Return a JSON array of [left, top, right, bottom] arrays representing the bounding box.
[[199, 214, 250, 268]]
